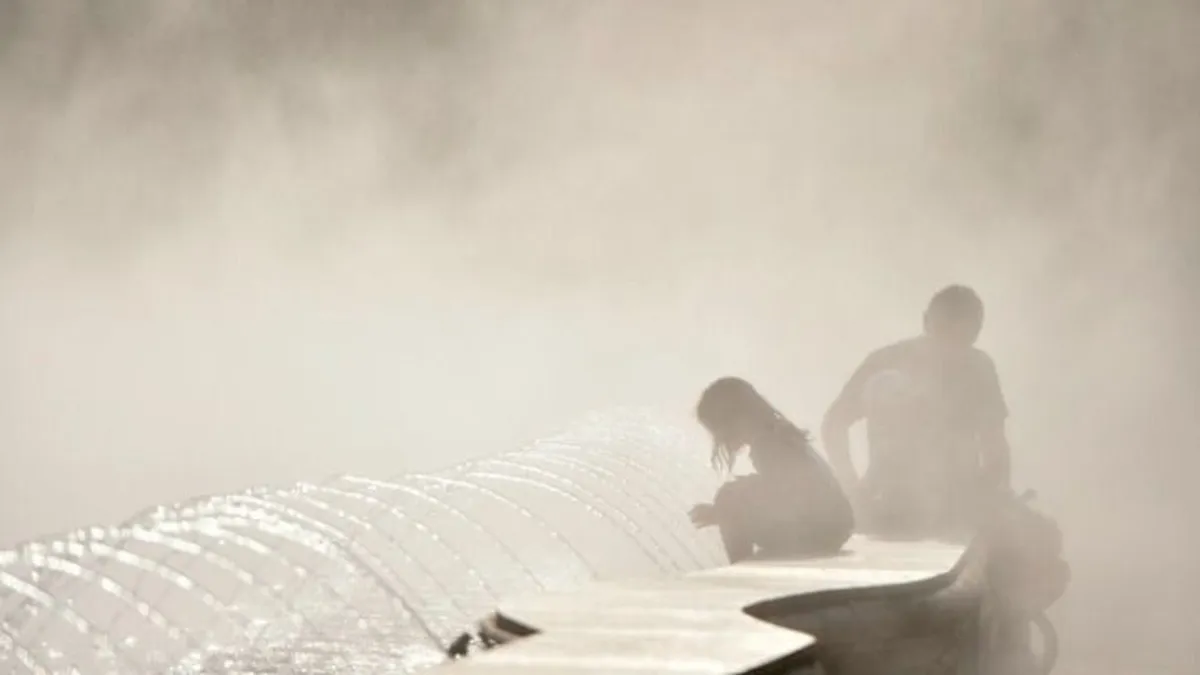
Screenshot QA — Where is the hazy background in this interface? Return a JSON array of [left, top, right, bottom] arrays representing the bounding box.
[[1, 1, 1196, 671]]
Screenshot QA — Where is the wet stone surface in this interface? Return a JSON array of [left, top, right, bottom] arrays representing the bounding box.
[[441, 537, 972, 675]]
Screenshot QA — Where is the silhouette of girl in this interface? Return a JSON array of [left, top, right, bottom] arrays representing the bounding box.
[[689, 377, 854, 562]]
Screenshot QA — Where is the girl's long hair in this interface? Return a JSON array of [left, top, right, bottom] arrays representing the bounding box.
[[696, 377, 792, 473]]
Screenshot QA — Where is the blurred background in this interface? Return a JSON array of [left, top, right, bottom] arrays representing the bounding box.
[[0, 1, 1196, 672]]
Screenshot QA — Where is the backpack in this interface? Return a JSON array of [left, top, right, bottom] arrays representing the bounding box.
[[982, 489, 1071, 617]]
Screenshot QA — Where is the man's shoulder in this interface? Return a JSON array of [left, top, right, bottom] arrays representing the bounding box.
[[867, 338, 997, 362], [966, 345, 999, 370], [865, 336, 924, 365]]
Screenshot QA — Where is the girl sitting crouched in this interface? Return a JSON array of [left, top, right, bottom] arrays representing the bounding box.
[[689, 377, 854, 562]]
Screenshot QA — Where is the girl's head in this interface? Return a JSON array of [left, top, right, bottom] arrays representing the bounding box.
[[696, 377, 780, 473]]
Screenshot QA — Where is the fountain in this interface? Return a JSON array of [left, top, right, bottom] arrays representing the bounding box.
[[0, 409, 724, 674], [3, 407, 1059, 675]]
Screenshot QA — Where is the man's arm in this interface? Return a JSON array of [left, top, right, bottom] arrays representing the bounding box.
[[976, 353, 1012, 491], [821, 353, 878, 493], [980, 420, 1012, 490]]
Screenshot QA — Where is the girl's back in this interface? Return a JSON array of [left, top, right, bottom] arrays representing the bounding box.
[[730, 418, 854, 556]]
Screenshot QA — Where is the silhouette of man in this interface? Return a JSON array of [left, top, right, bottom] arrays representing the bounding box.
[[821, 285, 1011, 538]]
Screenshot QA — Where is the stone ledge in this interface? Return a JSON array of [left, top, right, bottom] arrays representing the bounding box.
[[435, 535, 970, 674]]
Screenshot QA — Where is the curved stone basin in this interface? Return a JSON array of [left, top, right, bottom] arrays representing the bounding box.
[[442, 536, 975, 674]]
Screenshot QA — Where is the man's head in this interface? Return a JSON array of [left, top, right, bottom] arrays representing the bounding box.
[[923, 284, 985, 348]]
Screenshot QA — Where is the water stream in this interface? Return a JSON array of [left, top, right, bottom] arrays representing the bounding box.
[[0, 409, 725, 674]]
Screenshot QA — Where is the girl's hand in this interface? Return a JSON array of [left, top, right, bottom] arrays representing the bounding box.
[[689, 503, 717, 528]]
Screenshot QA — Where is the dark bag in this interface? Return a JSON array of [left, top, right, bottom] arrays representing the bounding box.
[[983, 489, 1071, 618]]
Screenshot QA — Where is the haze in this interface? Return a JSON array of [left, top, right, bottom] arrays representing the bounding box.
[[1, 1, 1196, 672]]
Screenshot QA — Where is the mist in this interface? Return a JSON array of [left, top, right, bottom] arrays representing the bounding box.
[[1, 1, 1197, 671]]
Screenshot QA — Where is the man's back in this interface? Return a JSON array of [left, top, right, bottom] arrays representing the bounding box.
[[839, 335, 1008, 535], [822, 285, 1013, 537]]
